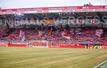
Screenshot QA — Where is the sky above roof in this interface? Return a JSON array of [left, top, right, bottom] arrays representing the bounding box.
[[0, 0, 107, 9]]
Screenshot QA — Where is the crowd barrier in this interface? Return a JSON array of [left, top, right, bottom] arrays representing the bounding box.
[[0, 41, 107, 49], [0, 44, 8, 47], [48, 44, 85, 48], [101, 44, 107, 49], [8, 44, 27, 47]]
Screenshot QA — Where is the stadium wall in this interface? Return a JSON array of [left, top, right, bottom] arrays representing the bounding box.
[[0, 42, 107, 49]]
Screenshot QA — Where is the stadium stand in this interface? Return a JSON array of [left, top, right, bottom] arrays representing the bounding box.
[[0, 6, 107, 48]]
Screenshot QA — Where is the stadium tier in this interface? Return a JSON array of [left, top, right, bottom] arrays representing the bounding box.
[[0, 6, 107, 48]]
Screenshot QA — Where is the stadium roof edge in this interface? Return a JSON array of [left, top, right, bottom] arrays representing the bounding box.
[[0, 6, 107, 15], [1, 5, 107, 10]]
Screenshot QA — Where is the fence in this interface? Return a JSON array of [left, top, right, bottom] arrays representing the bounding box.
[[0, 40, 107, 49]]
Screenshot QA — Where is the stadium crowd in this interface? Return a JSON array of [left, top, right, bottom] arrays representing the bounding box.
[[0, 26, 106, 45]]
